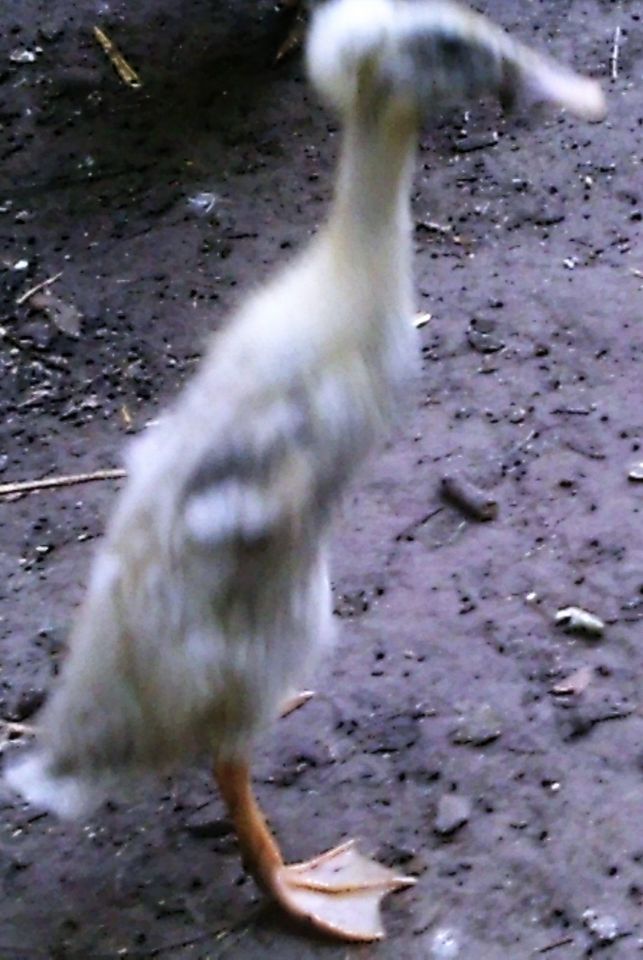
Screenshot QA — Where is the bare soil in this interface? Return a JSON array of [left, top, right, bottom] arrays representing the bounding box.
[[1, 1, 642, 958]]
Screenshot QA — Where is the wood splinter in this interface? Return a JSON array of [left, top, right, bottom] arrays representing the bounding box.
[[93, 26, 142, 88], [15, 272, 63, 307], [611, 25, 622, 81], [0, 468, 126, 499]]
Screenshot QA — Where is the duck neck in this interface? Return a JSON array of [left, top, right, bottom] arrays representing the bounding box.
[[327, 104, 418, 278]]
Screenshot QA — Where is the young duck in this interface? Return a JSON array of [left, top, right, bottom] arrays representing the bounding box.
[[5, 0, 604, 942]]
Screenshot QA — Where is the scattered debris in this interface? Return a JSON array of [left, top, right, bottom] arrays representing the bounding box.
[[582, 909, 621, 945], [93, 25, 142, 88], [413, 312, 432, 329], [417, 220, 453, 236], [628, 462, 643, 481], [434, 794, 471, 836], [441, 473, 498, 521], [430, 927, 460, 958], [610, 25, 622, 81], [451, 703, 503, 746], [416, 220, 464, 245], [187, 191, 219, 217], [15, 270, 63, 307], [0, 468, 126, 499], [9, 48, 41, 64], [551, 666, 593, 697], [555, 607, 605, 637]]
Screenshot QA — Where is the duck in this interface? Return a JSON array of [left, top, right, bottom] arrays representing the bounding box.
[[4, 0, 604, 943]]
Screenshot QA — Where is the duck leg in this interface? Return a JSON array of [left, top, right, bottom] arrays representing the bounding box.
[[214, 760, 415, 941]]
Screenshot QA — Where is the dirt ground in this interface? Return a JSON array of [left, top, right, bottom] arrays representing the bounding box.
[[1, 0, 642, 957]]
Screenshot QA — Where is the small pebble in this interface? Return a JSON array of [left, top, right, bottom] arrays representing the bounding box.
[[451, 703, 503, 746], [9, 48, 40, 64], [434, 794, 471, 836], [555, 607, 604, 637], [454, 131, 498, 153], [582, 909, 621, 944], [466, 317, 505, 355], [184, 818, 233, 839]]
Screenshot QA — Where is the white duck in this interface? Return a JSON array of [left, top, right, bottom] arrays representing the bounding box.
[[5, 0, 604, 942]]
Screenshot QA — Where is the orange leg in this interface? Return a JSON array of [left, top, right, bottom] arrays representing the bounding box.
[[214, 760, 415, 941], [214, 760, 283, 893]]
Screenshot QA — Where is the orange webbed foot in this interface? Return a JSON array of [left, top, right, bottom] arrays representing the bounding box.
[[271, 840, 416, 941]]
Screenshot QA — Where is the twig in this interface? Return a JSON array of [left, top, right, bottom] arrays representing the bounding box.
[[93, 25, 142, 88], [611, 25, 621, 80], [536, 936, 574, 954], [0, 468, 126, 498], [15, 271, 63, 306]]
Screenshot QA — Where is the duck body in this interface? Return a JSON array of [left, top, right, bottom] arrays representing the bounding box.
[[8, 104, 418, 815]]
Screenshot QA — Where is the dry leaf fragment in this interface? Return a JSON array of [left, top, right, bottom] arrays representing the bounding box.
[[552, 665, 593, 696], [30, 290, 82, 337]]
